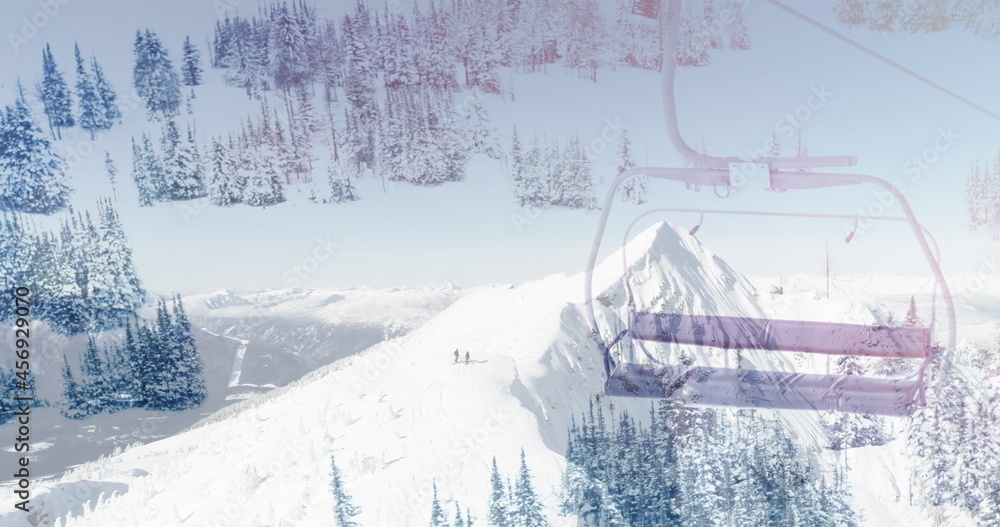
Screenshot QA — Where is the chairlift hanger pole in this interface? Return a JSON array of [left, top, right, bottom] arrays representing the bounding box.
[[584, 0, 957, 415]]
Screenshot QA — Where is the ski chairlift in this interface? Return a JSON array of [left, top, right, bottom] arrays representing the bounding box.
[[583, 0, 956, 417]]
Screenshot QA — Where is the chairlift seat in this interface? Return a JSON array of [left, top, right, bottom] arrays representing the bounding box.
[[630, 312, 932, 358], [606, 363, 921, 416]]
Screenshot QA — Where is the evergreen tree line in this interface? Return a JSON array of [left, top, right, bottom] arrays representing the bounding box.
[[558, 400, 860, 526], [203, 0, 748, 202], [485, 450, 549, 527], [61, 296, 207, 419], [131, 119, 208, 206], [905, 326, 1000, 525], [834, 0, 1000, 37], [0, 87, 72, 215], [133, 29, 204, 119], [130, 77, 500, 207], [964, 151, 1000, 240], [37, 42, 121, 140], [377, 88, 474, 186], [0, 200, 145, 335], [509, 129, 597, 210], [210, 0, 750, 100]]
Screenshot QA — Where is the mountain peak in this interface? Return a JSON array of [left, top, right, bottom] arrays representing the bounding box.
[[591, 221, 763, 319]]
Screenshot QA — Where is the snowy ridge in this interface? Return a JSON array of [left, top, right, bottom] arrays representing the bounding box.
[[0, 222, 812, 526]]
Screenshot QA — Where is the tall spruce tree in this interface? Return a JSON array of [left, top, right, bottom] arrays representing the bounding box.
[[330, 455, 360, 526], [91, 55, 122, 125], [181, 36, 204, 86], [0, 95, 72, 214], [512, 449, 549, 526], [133, 29, 183, 118], [488, 457, 508, 526], [75, 43, 108, 139], [39, 44, 74, 139], [61, 355, 87, 419]]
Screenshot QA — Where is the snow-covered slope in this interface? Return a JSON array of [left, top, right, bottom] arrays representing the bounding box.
[[0, 286, 464, 482], [4, 222, 987, 526], [0, 222, 826, 526]]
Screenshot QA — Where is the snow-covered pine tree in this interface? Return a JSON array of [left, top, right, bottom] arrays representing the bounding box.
[[556, 135, 596, 209], [273, 115, 297, 184], [187, 126, 206, 195], [158, 120, 206, 201], [133, 29, 183, 118], [213, 16, 235, 69], [429, 481, 449, 527], [465, 23, 502, 93], [169, 294, 206, 408], [513, 134, 548, 208], [270, 2, 309, 93], [559, 0, 606, 82], [0, 95, 72, 214], [0, 215, 35, 322], [511, 449, 549, 526], [487, 457, 508, 526], [317, 19, 344, 102], [139, 299, 181, 410], [159, 120, 181, 199], [104, 151, 119, 202], [675, 411, 727, 526], [421, 3, 459, 91], [79, 336, 111, 416], [33, 229, 86, 332], [91, 55, 121, 126], [453, 502, 465, 527], [132, 138, 154, 207], [291, 83, 318, 181], [381, 13, 411, 90], [182, 36, 204, 86], [243, 153, 285, 208], [904, 295, 922, 327], [462, 95, 500, 159], [39, 44, 74, 139], [88, 199, 145, 329], [228, 135, 250, 199], [342, 11, 379, 172], [618, 128, 646, 204], [74, 44, 109, 139], [58, 212, 99, 334], [823, 355, 891, 449], [61, 355, 87, 419], [313, 158, 359, 204], [330, 455, 360, 526], [207, 138, 236, 205]]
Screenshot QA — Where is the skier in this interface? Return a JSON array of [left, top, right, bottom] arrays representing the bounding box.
[[464, 351, 470, 364], [454, 349, 460, 363]]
